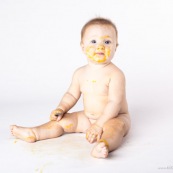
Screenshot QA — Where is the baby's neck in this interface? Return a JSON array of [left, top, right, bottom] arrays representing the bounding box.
[[87, 62, 111, 70]]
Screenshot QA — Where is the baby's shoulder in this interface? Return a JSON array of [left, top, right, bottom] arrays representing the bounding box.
[[74, 65, 86, 73], [108, 63, 125, 77], [73, 65, 86, 78]]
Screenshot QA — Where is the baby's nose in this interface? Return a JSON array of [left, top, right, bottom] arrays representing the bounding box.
[[97, 45, 105, 51]]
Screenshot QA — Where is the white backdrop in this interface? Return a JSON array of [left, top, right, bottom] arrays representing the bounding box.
[[1, 0, 173, 172], [1, 0, 173, 108]]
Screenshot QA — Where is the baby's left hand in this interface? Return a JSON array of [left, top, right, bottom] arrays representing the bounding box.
[[86, 124, 103, 143]]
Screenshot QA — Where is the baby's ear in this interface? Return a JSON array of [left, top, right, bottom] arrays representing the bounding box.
[[80, 42, 85, 51], [115, 43, 119, 51]]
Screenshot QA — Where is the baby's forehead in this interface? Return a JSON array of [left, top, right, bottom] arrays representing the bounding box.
[[84, 25, 116, 37], [86, 24, 113, 30]]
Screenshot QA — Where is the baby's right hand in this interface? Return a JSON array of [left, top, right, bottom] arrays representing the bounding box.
[[50, 108, 64, 121]]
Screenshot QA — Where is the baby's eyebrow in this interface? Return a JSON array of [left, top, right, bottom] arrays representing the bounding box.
[[90, 35, 111, 39], [100, 35, 111, 39]]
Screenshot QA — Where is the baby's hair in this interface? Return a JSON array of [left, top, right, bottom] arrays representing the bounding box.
[[81, 17, 118, 44]]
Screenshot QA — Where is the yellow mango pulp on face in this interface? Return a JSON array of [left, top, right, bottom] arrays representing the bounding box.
[[86, 46, 111, 63]]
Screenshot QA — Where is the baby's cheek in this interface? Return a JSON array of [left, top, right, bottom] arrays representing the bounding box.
[[86, 46, 95, 58], [105, 48, 111, 58]]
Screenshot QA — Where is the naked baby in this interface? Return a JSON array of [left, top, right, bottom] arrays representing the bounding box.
[[10, 17, 131, 158]]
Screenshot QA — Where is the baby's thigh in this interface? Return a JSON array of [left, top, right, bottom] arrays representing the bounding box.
[[117, 114, 131, 136], [59, 111, 91, 133], [103, 114, 131, 137], [75, 111, 91, 133]]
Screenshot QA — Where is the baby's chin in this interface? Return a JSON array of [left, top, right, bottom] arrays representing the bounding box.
[[90, 56, 108, 64]]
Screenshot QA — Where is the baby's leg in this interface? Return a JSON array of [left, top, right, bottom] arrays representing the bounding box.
[[91, 114, 130, 158], [10, 121, 63, 143], [10, 111, 91, 143]]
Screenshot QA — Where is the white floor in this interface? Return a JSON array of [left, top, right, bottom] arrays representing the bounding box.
[[1, 87, 173, 173]]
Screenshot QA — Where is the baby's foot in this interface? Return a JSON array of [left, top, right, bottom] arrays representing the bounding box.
[[91, 142, 109, 158], [10, 125, 36, 143]]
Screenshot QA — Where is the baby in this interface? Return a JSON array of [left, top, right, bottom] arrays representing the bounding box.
[[10, 17, 131, 159]]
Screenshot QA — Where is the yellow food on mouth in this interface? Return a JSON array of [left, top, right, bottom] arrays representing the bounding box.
[[86, 46, 110, 63]]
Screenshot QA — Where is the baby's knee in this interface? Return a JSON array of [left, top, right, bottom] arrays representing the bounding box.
[[58, 118, 77, 132], [105, 119, 126, 135], [116, 120, 126, 133]]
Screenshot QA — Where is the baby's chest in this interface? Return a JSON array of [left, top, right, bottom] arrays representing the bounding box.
[[80, 77, 110, 95]]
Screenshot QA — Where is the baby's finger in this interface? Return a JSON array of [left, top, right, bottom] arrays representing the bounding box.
[[86, 130, 90, 140], [50, 114, 57, 121], [54, 109, 64, 121], [91, 134, 96, 143], [89, 133, 96, 143], [54, 112, 63, 117], [86, 131, 92, 142], [56, 114, 63, 121], [97, 133, 101, 141]]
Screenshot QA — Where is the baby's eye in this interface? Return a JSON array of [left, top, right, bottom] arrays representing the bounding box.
[[91, 40, 96, 44], [105, 40, 111, 44]]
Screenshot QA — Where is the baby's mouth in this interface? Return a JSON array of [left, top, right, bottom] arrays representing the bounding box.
[[95, 52, 104, 56]]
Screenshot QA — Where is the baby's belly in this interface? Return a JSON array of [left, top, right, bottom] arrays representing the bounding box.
[[83, 94, 108, 120]]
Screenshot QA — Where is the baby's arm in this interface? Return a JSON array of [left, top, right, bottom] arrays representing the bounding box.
[[50, 69, 81, 121]]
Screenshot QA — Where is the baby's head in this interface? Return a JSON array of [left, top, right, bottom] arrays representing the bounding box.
[[80, 17, 118, 64], [81, 17, 118, 45]]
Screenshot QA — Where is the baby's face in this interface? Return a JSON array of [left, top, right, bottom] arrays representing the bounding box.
[[81, 25, 117, 64]]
